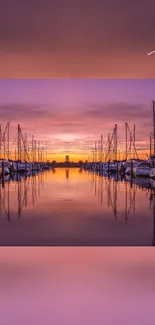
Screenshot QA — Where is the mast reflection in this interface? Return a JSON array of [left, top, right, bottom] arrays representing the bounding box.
[[0, 172, 46, 219]]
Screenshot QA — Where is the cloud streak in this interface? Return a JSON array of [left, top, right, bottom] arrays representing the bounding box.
[[85, 102, 151, 121]]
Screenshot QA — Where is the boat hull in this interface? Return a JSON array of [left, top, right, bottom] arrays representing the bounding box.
[[134, 167, 155, 178]]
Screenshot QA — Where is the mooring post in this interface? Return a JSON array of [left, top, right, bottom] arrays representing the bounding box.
[[117, 161, 118, 174], [2, 161, 4, 188], [130, 160, 133, 188], [130, 160, 133, 176], [2, 160, 4, 178], [130, 176, 133, 188]]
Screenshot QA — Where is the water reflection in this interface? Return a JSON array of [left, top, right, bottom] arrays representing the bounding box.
[[66, 168, 69, 179], [90, 173, 136, 220], [88, 170, 155, 246], [0, 171, 46, 220], [0, 168, 155, 245]]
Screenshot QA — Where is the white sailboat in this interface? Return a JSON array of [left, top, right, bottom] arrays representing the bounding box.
[[0, 159, 11, 175], [133, 162, 155, 178], [124, 160, 139, 175], [105, 161, 122, 173], [12, 161, 30, 173]]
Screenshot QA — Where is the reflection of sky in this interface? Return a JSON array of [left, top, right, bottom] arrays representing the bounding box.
[[0, 79, 154, 160], [0, 169, 154, 245], [0, 248, 155, 325]]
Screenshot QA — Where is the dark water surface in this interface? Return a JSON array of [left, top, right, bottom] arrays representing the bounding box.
[[0, 168, 154, 245]]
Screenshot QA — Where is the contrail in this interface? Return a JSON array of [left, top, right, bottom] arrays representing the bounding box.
[[147, 50, 155, 56]]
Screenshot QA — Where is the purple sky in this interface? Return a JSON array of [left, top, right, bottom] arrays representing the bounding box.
[[0, 79, 154, 160]]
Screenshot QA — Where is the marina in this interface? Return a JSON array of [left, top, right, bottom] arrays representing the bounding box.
[[0, 88, 155, 246], [1, 101, 155, 180]]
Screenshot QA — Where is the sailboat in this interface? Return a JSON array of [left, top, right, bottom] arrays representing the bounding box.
[[0, 159, 11, 175], [133, 161, 155, 178]]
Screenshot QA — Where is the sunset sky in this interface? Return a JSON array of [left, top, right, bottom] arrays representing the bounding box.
[[0, 0, 155, 78], [0, 79, 155, 161], [1, 1, 155, 160], [0, 1, 155, 160]]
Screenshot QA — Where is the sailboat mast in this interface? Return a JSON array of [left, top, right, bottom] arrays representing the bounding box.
[[153, 100, 155, 155]]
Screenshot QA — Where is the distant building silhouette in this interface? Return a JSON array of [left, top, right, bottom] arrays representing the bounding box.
[[65, 155, 69, 162]]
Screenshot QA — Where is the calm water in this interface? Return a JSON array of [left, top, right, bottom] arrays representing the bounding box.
[[0, 168, 155, 245]]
